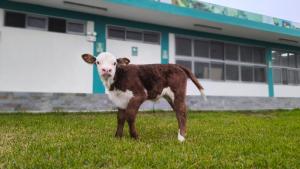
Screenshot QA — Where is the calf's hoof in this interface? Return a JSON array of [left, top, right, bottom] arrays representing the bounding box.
[[178, 130, 185, 142], [115, 132, 123, 138], [130, 133, 139, 140]]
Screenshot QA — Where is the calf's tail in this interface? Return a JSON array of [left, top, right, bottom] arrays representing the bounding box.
[[178, 65, 207, 101]]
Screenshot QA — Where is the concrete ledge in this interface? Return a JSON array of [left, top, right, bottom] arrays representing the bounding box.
[[0, 92, 300, 112]]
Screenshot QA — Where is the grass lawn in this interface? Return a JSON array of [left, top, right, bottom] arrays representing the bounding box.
[[0, 110, 299, 169]]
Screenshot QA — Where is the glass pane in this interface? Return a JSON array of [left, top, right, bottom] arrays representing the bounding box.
[[126, 30, 142, 41], [288, 70, 297, 84], [225, 43, 238, 61], [194, 62, 209, 79], [5, 11, 26, 28], [176, 37, 192, 56], [241, 66, 253, 82], [225, 64, 239, 81], [254, 67, 266, 82], [176, 60, 192, 70], [273, 69, 281, 84], [253, 47, 266, 64], [27, 16, 46, 29], [144, 31, 160, 44], [280, 52, 289, 66], [48, 17, 66, 33], [194, 40, 209, 58], [210, 63, 224, 80], [297, 54, 300, 68], [108, 26, 125, 39], [272, 50, 281, 66], [297, 71, 300, 84], [67, 22, 84, 33], [240, 46, 252, 62], [210, 41, 224, 60], [282, 69, 288, 84], [288, 53, 297, 68]]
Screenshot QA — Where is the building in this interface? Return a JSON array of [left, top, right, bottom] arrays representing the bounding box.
[[0, 0, 300, 111]]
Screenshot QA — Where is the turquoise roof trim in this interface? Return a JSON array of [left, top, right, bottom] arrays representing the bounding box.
[[165, 0, 300, 31], [106, 0, 300, 38]]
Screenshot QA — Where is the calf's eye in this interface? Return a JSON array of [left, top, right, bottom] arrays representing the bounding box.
[[96, 61, 100, 65], [113, 62, 116, 66]]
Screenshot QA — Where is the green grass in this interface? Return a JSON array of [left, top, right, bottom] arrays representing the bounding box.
[[0, 110, 300, 169]]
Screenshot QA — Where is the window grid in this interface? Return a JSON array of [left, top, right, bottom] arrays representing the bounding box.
[[4, 10, 86, 35], [107, 25, 161, 45], [272, 49, 300, 85], [175, 35, 267, 83]]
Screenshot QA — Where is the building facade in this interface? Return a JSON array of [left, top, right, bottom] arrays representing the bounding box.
[[0, 0, 300, 111]]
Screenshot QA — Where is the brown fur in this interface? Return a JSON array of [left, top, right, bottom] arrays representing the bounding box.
[[112, 64, 204, 139]]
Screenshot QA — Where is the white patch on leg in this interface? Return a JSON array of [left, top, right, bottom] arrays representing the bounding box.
[[178, 129, 185, 142], [108, 89, 133, 109]]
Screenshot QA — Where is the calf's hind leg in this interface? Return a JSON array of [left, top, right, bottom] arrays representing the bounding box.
[[164, 94, 187, 142]]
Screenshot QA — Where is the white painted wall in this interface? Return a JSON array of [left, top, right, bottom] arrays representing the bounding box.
[[274, 85, 300, 98], [169, 33, 269, 97], [0, 10, 94, 93], [106, 39, 161, 64]]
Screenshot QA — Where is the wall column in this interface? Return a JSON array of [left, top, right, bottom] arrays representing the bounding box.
[[266, 48, 274, 97], [93, 19, 106, 93], [161, 30, 169, 64]]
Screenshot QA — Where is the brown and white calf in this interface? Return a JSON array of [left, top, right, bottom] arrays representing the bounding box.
[[82, 52, 206, 142]]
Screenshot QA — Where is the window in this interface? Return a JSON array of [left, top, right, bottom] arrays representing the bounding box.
[[288, 70, 297, 84], [194, 62, 209, 79], [48, 17, 66, 33], [143, 31, 160, 44], [210, 41, 224, 60], [67, 21, 84, 34], [108, 26, 125, 40], [176, 37, 192, 56], [254, 67, 266, 82], [5, 11, 26, 28], [273, 68, 282, 84], [297, 71, 300, 84], [288, 53, 297, 68], [176, 60, 192, 70], [174, 35, 268, 83], [225, 43, 238, 61], [280, 52, 289, 66], [194, 40, 209, 58], [240, 46, 252, 63], [4, 11, 86, 35], [272, 50, 300, 85], [241, 66, 253, 82], [297, 54, 300, 68], [210, 63, 224, 80], [272, 50, 281, 66], [253, 47, 265, 64], [226, 64, 239, 81], [126, 30, 142, 41], [27, 15, 47, 29], [282, 69, 288, 84]]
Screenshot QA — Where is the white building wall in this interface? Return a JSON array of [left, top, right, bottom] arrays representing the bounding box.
[[274, 85, 300, 98], [106, 39, 161, 64], [0, 9, 94, 93], [169, 33, 269, 97]]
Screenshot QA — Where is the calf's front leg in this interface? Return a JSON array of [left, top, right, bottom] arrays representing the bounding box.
[[115, 109, 126, 138], [125, 95, 146, 139]]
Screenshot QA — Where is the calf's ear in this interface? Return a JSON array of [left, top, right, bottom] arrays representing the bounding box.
[[117, 57, 130, 65], [81, 54, 96, 64]]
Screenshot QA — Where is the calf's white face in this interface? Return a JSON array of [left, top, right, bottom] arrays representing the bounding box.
[[95, 52, 117, 81], [81, 52, 117, 82]]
